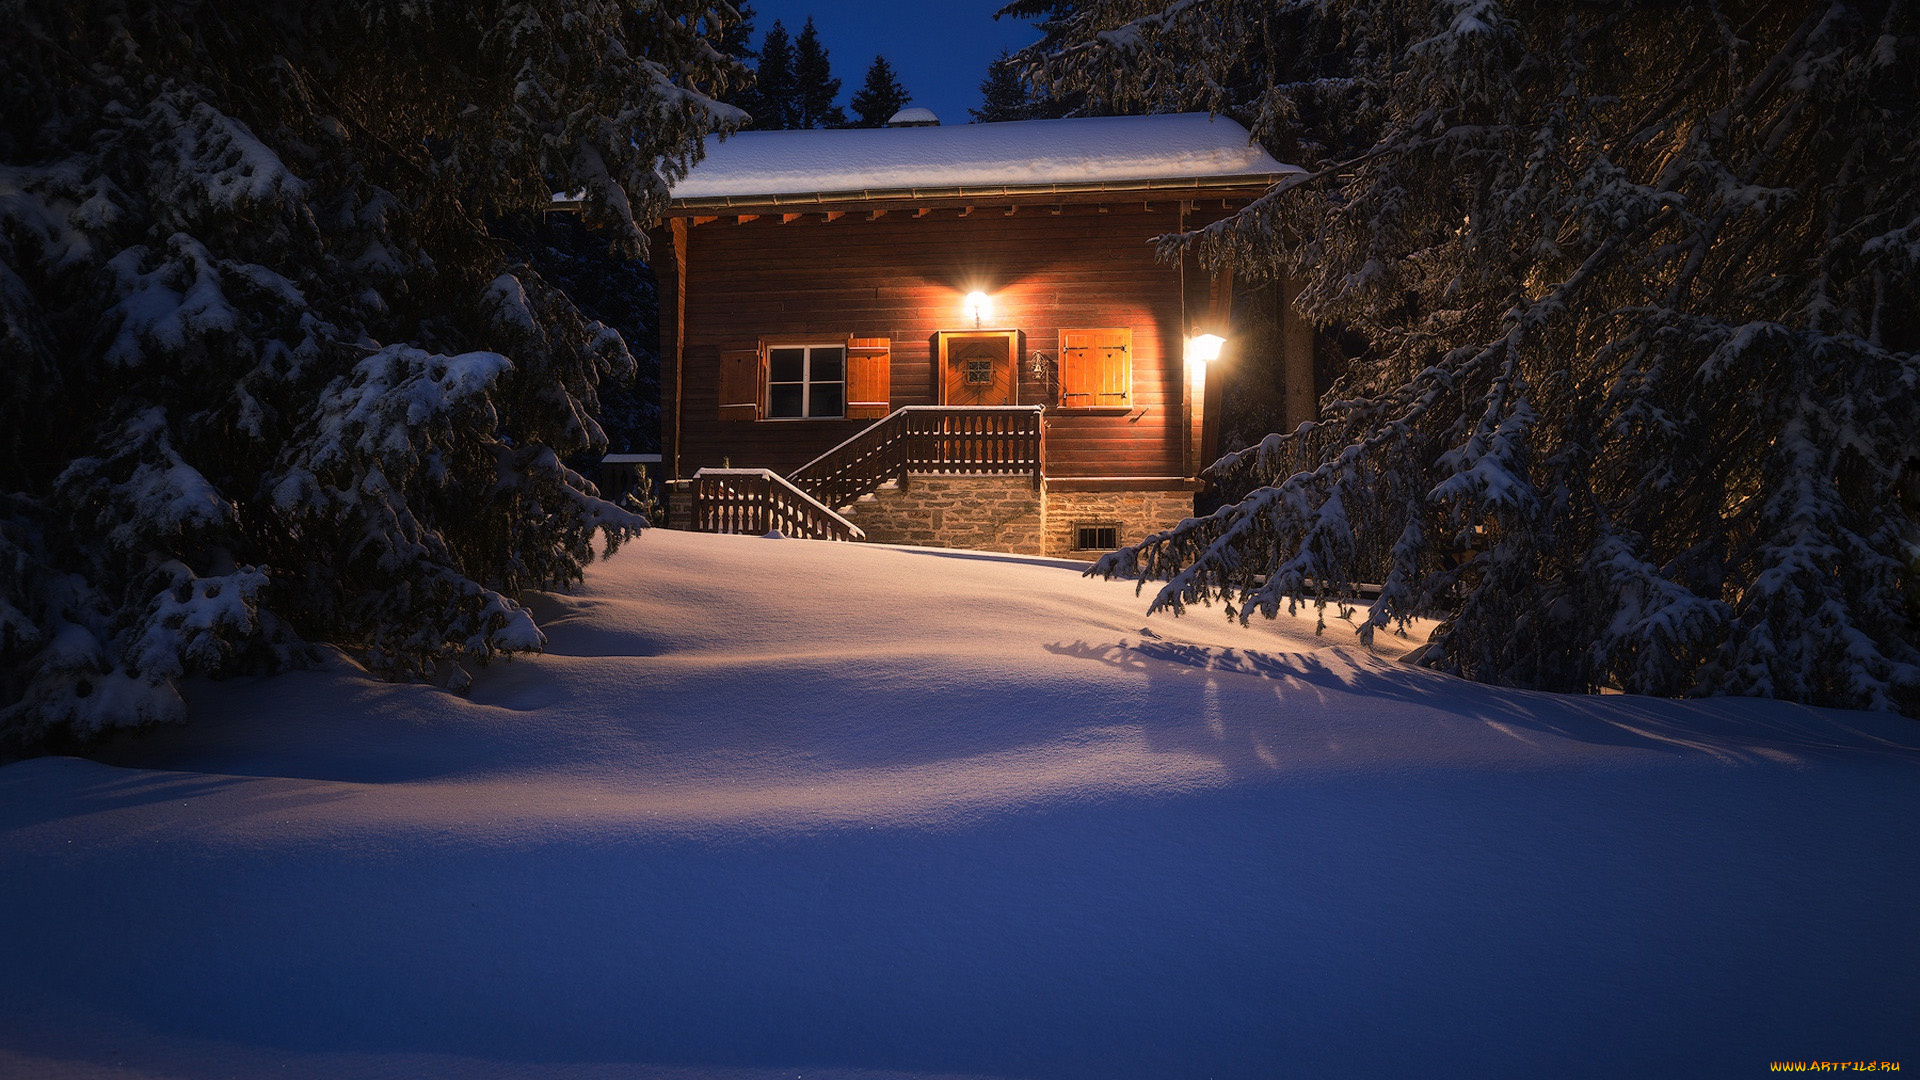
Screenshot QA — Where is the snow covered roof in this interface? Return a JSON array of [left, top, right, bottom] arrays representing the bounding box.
[[668, 113, 1299, 208]]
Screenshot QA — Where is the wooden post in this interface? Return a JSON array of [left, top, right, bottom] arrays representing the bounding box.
[[1034, 409, 1047, 490], [1178, 201, 1194, 480], [1200, 267, 1234, 473], [1186, 354, 1207, 482], [1203, 339, 1229, 472], [668, 219, 691, 478]]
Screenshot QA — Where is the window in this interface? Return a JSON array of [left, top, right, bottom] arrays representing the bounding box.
[[767, 345, 845, 418], [1074, 523, 1120, 550], [717, 337, 891, 422], [1058, 327, 1132, 408]]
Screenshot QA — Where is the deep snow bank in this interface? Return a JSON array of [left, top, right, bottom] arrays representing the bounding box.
[[2, 531, 1914, 1079]]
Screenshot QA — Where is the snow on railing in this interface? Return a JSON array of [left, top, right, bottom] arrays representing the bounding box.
[[691, 468, 865, 541]]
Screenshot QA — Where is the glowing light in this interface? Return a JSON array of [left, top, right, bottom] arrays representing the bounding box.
[[964, 291, 991, 327], [1186, 333, 1226, 363]]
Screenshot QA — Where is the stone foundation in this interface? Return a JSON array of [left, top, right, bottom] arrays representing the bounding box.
[[839, 473, 1045, 555], [1043, 488, 1196, 559], [665, 483, 693, 531], [665, 473, 1194, 560]]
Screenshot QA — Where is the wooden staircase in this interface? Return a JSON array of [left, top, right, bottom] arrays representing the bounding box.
[[789, 405, 1044, 510], [690, 469, 865, 541], [688, 407, 1045, 542]]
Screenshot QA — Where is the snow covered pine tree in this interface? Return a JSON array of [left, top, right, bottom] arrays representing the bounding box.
[[1028, 1, 1920, 711], [971, 51, 1041, 124], [0, 1, 745, 745]]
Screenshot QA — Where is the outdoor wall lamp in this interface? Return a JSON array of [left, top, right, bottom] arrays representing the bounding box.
[[1186, 332, 1226, 364], [964, 291, 991, 327]]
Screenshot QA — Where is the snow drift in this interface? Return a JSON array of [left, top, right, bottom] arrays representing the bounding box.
[[1, 531, 1914, 1079]]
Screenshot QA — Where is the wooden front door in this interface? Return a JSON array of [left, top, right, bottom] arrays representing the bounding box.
[[937, 330, 1019, 406]]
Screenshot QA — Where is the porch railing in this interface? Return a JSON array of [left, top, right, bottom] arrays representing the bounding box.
[[789, 405, 1045, 510], [691, 468, 865, 541]]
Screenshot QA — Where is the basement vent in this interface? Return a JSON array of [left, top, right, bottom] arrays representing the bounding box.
[[1074, 524, 1120, 551]]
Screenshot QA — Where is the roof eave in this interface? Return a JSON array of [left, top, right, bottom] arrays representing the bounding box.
[[658, 173, 1293, 215]]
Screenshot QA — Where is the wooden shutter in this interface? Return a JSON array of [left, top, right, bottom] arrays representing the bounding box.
[[846, 336, 891, 419], [1058, 328, 1131, 408], [717, 347, 763, 422]]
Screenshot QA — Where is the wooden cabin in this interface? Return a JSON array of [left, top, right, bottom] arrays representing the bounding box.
[[649, 112, 1305, 557]]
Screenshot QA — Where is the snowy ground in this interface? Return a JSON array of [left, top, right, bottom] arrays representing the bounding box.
[[1, 530, 1915, 1079]]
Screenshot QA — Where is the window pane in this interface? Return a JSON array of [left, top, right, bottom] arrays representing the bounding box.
[[810, 347, 845, 382], [768, 348, 805, 383], [768, 384, 804, 417], [810, 384, 844, 418]]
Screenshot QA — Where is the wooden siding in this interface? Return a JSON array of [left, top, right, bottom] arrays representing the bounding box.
[[659, 202, 1226, 480]]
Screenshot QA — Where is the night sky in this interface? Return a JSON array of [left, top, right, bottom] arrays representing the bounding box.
[[747, 0, 1044, 126]]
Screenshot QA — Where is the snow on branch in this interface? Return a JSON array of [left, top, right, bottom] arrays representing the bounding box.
[[1067, 0, 1920, 709], [2, 1, 730, 741]]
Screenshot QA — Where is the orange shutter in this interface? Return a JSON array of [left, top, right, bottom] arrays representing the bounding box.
[[717, 347, 763, 422], [1058, 332, 1090, 406], [1058, 328, 1131, 407], [846, 336, 892, 419]]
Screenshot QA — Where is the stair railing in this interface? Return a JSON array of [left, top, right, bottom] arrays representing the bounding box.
[[788, 405, 1044, 510], [691, 468, 866, 541]]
